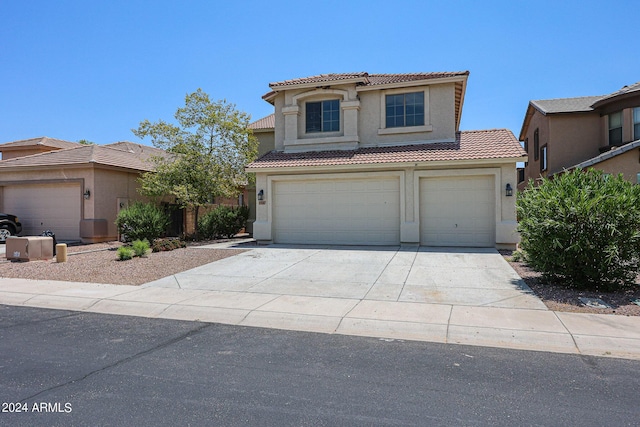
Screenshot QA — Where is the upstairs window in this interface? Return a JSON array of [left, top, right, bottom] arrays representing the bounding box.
[[634, 107, 640, 141], [385, 92, 424, 128], [533, 128, 539, 161], [609, 111, 623, 145], [306, 99, 340, 133], [540, 145, 548, 172]]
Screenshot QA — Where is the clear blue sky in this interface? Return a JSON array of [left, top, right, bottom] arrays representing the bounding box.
[[1, 0, 638, 145]]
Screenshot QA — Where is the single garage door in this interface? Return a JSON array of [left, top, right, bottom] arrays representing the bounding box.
[[273, 177, 400, 245], [3, 183, 82, 240], [420, 176, 495, 247]]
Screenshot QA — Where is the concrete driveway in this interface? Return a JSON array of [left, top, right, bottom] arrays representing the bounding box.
[[145, 245, 545, 310], [6, 243, 640, 358]]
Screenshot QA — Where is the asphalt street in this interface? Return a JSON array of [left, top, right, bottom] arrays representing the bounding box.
[[1, 304, 639, 427]]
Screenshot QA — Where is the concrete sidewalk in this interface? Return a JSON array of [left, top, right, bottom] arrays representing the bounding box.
[[1, 244, 639, 360]]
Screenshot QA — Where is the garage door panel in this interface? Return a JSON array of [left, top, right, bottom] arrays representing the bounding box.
[[420, 176, 494, 247], [3, 183, 81, 240], [273, 177, 400, 245]]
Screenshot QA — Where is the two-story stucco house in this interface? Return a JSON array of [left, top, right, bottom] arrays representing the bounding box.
[[518, 81, 640, 190], [246, 72, 526, 249]]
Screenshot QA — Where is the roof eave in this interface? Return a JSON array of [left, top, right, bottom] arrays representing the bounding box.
[[355, 75, 468, 92], [246, 155, 526, 174], [269, 76, 369, 91]]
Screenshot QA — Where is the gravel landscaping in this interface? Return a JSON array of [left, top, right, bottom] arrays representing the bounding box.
[[503, 252, 640, 317], [0, 241, 248, 286]]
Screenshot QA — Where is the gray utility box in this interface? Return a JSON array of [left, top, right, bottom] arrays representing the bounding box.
[[6, 236, 54, 261]]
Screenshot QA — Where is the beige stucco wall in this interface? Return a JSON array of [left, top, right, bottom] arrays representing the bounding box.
[[520, 109, 550, 187], [270, 81, 457, 152], [0, 148, 56, 160], [252, 160, 520, 249], [547, 113, 601, 175], [358, 83, 456, 146], [590, 148, 640, 182], [92, 168, 148, 239], [254, 129, 275, 157]]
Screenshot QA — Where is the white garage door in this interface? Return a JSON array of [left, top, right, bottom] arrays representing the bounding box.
[[273, 177, 400, 245], [420, 176, 495, 247], [3, 183, 82, 240]]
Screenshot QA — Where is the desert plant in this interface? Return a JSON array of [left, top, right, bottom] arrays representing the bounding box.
[[151, 238, 187, 252], [116, 246, 135, 261], [197, 205, 249, 239], [131, 239, 150, 257], [517, 168, 640, 291], [115, 202, 170, 243]]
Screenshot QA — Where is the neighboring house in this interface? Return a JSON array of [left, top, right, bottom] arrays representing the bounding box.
[[0, 137, 80, 160], [246, 72, 526, 249], [0, 137, 167, 242], [518, 82, 640, 190]]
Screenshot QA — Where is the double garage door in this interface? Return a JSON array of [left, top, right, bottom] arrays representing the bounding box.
[[273, 177, 401, 245], [271, 175, 495, 247], [2, 183, 81, 240]]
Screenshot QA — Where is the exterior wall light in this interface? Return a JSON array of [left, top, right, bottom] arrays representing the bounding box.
[[505, 183, 513, 197], [257, 189, 264, 201], [83, 189, 91, 200]]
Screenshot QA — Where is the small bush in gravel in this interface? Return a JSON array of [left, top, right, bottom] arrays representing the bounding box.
[[132, 239, 150, 257], [115, 202, 169, 243], [198, 205, 249, 239], [152, 238, 187, 252], [517, 169, 640, 291], [117, 246, 135, 261]]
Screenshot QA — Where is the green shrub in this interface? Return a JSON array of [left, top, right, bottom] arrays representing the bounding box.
[[517, 169, 640, 291], [198, 205, 249, 240], [116, 246, 135, 261], [132, 239, 150, 257], [152, 238, 187, 252], [115, 202, 170, 243], [511, 250, 525, 262]]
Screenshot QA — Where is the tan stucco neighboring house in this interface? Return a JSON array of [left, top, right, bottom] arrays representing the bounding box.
[[246, 72, 526, 249], [0, 137, 166, 242], [518, 81, 640, 190], [0, 137, 81, 160]]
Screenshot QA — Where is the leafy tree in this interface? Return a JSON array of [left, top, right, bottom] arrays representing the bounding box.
[[132, 89, 258, 238], [78, 139, 95, 145], [517, 169, 640, 291]]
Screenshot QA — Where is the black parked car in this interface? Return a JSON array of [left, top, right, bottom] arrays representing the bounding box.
[[0, 213, 22, 242]]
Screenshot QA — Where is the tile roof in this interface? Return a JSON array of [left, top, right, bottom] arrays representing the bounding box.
[[0, 142, 166, 171], [249, 113, 275, 130], [247, 129, 524, 170], [530, 96, 604, 114], [268, 71, 469, 89], [0, 136, 80, 150]]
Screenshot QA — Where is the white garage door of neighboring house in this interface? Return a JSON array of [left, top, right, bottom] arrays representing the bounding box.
[[420, 176, 495, 247], [273, 177, 400, 245], [3, 183, 82, 240]]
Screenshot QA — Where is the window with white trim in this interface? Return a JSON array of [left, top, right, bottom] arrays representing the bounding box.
[[634, 107, 640, 141], [540, 145, 548, 172]]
